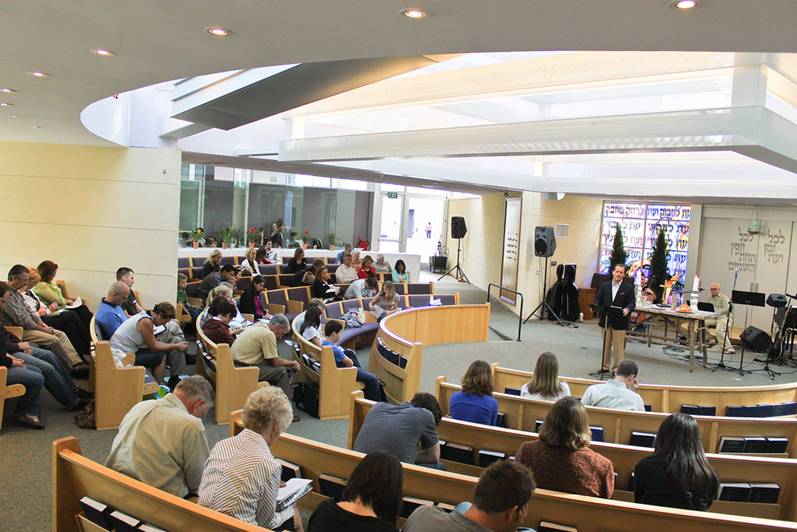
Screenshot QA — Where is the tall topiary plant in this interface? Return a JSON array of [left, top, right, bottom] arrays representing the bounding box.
[[608, 223, 628, 272], [649, 226, 670, 302]]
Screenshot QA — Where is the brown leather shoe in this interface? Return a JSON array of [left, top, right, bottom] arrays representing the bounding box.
[[15, 414, 45, 429]]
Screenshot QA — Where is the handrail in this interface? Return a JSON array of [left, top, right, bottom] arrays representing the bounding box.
[[486, 283, 523, 342]]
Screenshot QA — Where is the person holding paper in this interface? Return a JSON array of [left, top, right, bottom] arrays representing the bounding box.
[[594, 263, 636, 373], [199, 386, 302, 531]]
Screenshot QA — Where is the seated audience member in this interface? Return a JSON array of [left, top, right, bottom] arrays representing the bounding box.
[[515, 396, 614, 498], [230, 314, 299, 400], [109, 303, 188, 384], [370, 281, 401, 319], [634, 413, 719, 511], [1, 323, 85, 424], [351, 250, 362, 267], [284, 248, 306, 276], [106, 376, 213, 498], [197, 263, 238, 303], [116, 266, 144, 316], [391, 259, 409, 283], [581, 359, 645, 411], [450, 360, 499, 426], [354, 392, 443, 468], [403, 461, 534, 532], [293, 298, 324, 332], [308, 451, 402, 532], [0, 274, 87, 377], [520, 351, 571, 401], [238, 275, 268, 320], [324, 320, 381, 401], [202, 297, 239, 346], [176, 273, 201, 322], [334, 253, 359, 284], [239, 247, 261, 276], [256, 244, 274, 265], [300, 305, 324, 347], [336, 243, 353, 264], [199, 285, 246, 328], [265, 240, 280, 263], [357, 255, 378, 279], [345, 277, 379, 300], [200, 387, 300, 530], [1, 346, 45, 429], [374, 255, 392, 274], [286, 231, 300, 248], [297, 270, 316, 288], [33, 260, 94, 323], [95, 281, 131, 338], [200, 249, 223, 279], [311, 264, 338, 301], [23, 268, 92, 358]]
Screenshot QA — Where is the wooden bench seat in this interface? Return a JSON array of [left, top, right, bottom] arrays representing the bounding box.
[[52, 436, 267, 531], [0, 366, 26, 433], [349, 392, 797, 521], [492, 364, 797, 415], [437, 378, 797, 458], [229, 411, 797, 532]]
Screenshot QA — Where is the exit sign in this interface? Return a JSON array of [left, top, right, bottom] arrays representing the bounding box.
[[387, 192, 398, 199]]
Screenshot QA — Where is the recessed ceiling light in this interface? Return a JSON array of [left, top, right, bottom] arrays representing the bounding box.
[[32, 125, 41, 129], [0, 87, 17, 94], [10, 115, 18, 118], [91, 48, 116, 57], [670, 0, 697, 9], [0, 102, 13, 107], [28, 71, 49, 78], [205, 26, 232, 37], [400, 7, 431, 19]]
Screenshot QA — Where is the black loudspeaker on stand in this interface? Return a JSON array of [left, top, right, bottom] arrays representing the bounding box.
[[524, 226, 568, 327], [439, 216, 470, 283]]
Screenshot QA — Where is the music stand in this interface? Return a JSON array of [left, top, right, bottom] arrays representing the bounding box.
[[731, 290, 766, 376]]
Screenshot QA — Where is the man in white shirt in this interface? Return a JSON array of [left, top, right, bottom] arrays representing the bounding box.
[[344, 277, 379, 299], [581, 360, 645, 412], [105, 376, 214, 497], [334, 253, 359, 284]]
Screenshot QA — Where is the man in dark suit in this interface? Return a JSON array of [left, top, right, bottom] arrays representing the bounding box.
[[595, 263, 636, 373]]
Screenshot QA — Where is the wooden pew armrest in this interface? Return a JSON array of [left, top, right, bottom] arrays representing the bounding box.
[[267, 303, 286, 315], [286, 300, 304, 314]]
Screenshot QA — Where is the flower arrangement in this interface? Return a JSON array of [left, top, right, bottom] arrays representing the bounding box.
[[247, 226, 264, 247]]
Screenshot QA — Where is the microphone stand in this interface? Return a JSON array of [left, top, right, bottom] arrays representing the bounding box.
[[712, 270, 738, 373]]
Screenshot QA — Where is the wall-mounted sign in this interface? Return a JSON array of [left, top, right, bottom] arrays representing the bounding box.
[[386, 192, 399, 199], [500, 197, 522, 305]]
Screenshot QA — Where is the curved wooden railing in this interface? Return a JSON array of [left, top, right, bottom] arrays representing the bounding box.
[[492, 365, 797, 415], [372, 303, 490, 403]]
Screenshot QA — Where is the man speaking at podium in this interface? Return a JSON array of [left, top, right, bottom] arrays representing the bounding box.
[[595, 263, 636, 373]]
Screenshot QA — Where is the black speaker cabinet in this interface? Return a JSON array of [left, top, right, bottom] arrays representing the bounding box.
[[451, 216, 467, 239], [534, 226, 556, 258], [740, 326, 772, 352]]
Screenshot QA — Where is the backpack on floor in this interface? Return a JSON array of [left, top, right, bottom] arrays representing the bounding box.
[[74, 400, 96, 429], [293, 382, 320, 418]]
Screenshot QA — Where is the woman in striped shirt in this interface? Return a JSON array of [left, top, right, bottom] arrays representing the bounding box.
[[199, 387, 299, 530]]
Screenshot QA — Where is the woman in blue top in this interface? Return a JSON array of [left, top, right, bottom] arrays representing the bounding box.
[[390, 260, 410, 283], [449, 360, 499, 426]]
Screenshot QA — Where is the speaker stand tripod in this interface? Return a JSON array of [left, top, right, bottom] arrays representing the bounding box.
[[523, 256, 568, 327], [438, 237, 469, 283]]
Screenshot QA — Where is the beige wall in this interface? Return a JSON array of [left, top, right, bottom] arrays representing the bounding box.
[[0, 142, 181, 310], [447, 192, 603, 315], [445, 193, 505, 291]]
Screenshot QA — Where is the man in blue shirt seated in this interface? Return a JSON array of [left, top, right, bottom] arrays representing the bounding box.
[[323, 320, 381, 401], [95, 282, 130, 339]]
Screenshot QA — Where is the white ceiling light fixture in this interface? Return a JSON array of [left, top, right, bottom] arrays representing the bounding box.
[[205, 26, 233, 37], [0, 102, 13, 107], [0, 87, 17, 94], [10, 115, 18, 118], [91, 48, 116, 57], [32, 125, 41, 128], [400, 7, 431, 19], [28, 71, 49, 78], [670, 0, 697, 9]]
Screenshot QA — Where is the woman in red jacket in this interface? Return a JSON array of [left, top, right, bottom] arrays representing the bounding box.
[[357, 255, 378, 279]]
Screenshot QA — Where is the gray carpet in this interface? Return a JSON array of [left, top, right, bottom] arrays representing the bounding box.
[[3, 276, 795, 530]]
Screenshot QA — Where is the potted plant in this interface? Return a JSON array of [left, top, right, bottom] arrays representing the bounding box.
[[327, 232, 337, 250], [247, 226, 259, 248], [190, 228, 202, 249], [230, 226, 244, 248], [220, 226, 233, 248]]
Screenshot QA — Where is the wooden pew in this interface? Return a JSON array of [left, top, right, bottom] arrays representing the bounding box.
[[436, 378, 797, 458], [290, 311, 364, 419], [93, 342, 154, 430], [229, 412, 797, 532], [492, 364, 797, 415], [195, 317, 264, 425], [371, 304, 490, 403], [1, 366, 26, 433], [349, 392, 797, 521], [52, 436, 267, 531]]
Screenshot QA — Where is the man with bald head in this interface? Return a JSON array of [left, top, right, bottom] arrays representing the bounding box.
[[95, 281, 131, 339], [707, 282, 734, 355]]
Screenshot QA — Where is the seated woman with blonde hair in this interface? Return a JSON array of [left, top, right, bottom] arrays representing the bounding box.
[[449, 360, 499, 426], [515, 396, 614, 498], [521, 351, 571, 401]]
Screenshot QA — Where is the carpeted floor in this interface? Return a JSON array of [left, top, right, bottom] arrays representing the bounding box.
[[3, 275, 796, 530]]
